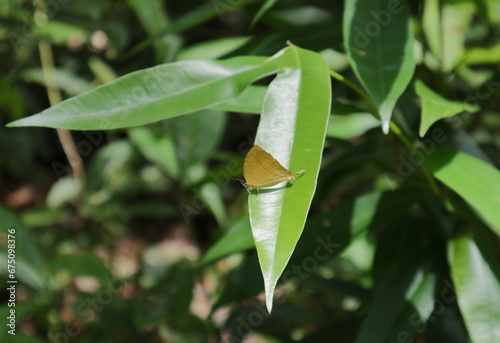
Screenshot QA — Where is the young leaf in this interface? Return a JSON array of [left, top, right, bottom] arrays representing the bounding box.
[[343, 0, 415, 133], [7, 57, 276, 130], [416, 80, 479, 137], [248, 46, 331, 312]]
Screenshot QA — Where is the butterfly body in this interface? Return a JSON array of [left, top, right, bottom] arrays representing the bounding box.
[[242, 145, 305, 189]]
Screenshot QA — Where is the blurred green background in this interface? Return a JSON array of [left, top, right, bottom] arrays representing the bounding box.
[[1, 0, 500, 342]]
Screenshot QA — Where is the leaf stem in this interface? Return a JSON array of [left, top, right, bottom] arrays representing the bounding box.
[[389, 122, 441, 195], [329, 70, 379, 117], [39, 39, 86, 189]]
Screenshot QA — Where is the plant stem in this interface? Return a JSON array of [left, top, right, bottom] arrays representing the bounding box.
[[389, 122, 441, 195], [39, 39, 86, 188], [329, 70, 441, 196], [329, 70, 380, 117]]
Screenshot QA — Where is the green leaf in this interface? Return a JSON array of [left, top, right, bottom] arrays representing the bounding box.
[[330, 100, 371, 115], [133, 261, 195, 327], [51, 252, 112, 286], [126, 0, 170, 36], [422, 0, 442, 64], [21, 208, 72, 227], [464, 44, 500, 65], [35, 21, 90, 45], [327, 113, 379, 139], [169, 109, 227, 170], [416, 80, 480, 137], [357, 214, 443, 343], [0, 206, 45, 290], [456, 65, 493, 88], [481, 0, 500, 24], [120, 0, 254, 60], [449, 234, 500, 342], [167, 109, 228, 225], [88, 56, 118, 84], [199, 215, 253, 266], [343, 0, 415, 133], [128, 126, 180, 178], [291, 189, 425, 266], [263, 4, 332, 27], [7, 57, 276, 130], [196, 180, 228, 227], [215, 87, 381, 141], [177, 36, 252, 61], [248, 46, 331, 312], [21, 68, 90, 96], [250, 0, 277, 28], [85, 140, 137, 193], [212, 254, 263, 311], [424, 149, 500, 232], [0, 77, 26, 120], [437, 124, 492, 164], [125, 0, 174, 62], [213, 85, 267, 114], [423, 1, 475, 72], [214, 189, 425, 309], [319, 48, 350, 71], [356, 252, 438, 343], [46, 175, 81, 208]]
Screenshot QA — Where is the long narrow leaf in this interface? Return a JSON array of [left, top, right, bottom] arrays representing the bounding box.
[[249, 46, 331, 312], [423, 148, 500, 232], [343, 0, 415, 133], [449, 234, 500, 342], [7, 57, 276, 130]]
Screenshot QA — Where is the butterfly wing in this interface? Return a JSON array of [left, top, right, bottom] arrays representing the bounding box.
[[243, 145, 295, 188]]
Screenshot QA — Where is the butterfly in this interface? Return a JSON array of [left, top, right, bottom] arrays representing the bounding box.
[[241, 145, 305, 190]]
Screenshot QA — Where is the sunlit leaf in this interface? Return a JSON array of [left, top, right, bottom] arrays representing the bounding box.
[[343, 0, 415, 133], [7, 57, 276, 130], [248, 46, 331, 312], [424, 149, 500, 232]]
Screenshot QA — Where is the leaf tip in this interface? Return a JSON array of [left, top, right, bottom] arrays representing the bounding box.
[[5, 119, 22, 128], [419, 124, 427, 138], [265, 296, 273, 314], [382, 120, 390, 134]]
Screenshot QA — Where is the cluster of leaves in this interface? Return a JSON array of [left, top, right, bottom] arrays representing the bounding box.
[[1, 0, 500, 342]]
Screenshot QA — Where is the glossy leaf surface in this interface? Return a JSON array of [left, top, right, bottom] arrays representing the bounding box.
[[343, 0, 415, 133], [248, 46, 331, 312], [7, 57, 276, 130]]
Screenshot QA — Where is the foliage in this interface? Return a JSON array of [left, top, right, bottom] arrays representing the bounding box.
[[1, 0, 500, 342]]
